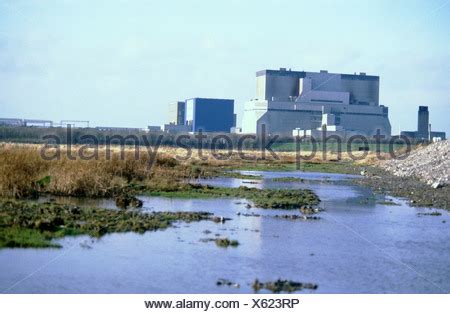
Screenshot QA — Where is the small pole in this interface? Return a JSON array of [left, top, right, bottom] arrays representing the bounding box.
[[428, 123, 432, 142]]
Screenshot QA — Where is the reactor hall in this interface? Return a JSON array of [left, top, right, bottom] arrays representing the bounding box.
[[241, 68, 392, 137]]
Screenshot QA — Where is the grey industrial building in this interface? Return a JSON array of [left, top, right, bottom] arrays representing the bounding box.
[[401, 106, 446, 141], [0, 118, 53, 127], [168, 101, 186, 126], [241, 68, 392, 137]]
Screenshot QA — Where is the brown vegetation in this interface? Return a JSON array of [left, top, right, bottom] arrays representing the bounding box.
[[0, 142, 380, 199], [0, 145, 196, 198]]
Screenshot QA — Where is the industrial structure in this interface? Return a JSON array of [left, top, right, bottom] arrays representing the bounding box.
[[168, 101, 186, 126], [0, 118, 23, 126], [0, 118, 92, 128], [95, 126, 146, 132], [401, 106, 446, 141], [165, 98, 235, 133], [241, 68, 392, 137], [0, 118, 54, 127], [60, 120, 90, 128], [147, 125, 162, 132]]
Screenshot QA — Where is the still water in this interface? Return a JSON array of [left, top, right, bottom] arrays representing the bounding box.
[[1, 171, 449, 293]]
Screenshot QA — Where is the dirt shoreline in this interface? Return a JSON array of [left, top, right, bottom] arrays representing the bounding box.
[[357, 166, 449, 210]]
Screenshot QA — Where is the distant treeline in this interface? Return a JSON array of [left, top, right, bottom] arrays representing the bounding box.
[[0, 126, 413, 152]]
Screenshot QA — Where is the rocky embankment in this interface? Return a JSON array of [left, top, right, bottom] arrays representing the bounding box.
[[360, 140, 449, 210], [380, 140, 449, 188]]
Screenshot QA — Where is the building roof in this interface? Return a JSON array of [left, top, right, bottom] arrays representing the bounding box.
[[256, 68, 379, 81]]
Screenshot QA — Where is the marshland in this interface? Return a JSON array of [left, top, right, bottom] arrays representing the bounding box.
[[1, 143, 449, 293]]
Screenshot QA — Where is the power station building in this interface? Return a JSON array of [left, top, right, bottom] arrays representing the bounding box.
[[165, 98, 235, 133], [401, 106, 446, 141], [241, 68, 392, 137], [168, 101, 186, 126]]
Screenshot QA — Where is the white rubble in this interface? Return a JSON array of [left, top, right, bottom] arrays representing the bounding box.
[[380, 140, 449, 188]]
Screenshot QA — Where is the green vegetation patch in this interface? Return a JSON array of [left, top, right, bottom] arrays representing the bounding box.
[[270, 141, 413, 153], [377, 200, 401, 206], [272, 177, 304, 183], [146, 184, 320, 209], [214, 238, 240, 248], [252, 279, 318, 293], [0, 227, 60, 248], [229, 163, 296, 172], [0, 199, 214, 249], [296, 161, 358, 174], [232, 161, 358, 174], [219, 171, 263, 180]]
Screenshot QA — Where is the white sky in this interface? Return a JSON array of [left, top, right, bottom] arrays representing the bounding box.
[[0, 0, 449, 134]]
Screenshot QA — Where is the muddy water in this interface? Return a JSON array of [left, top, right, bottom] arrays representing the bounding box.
[[1, 171, 449, 293]]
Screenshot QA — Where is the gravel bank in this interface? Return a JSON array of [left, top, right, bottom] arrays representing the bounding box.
[[380, 140, 449, 188], [358, 140, 450, 210], [359, 167, 449, 210]]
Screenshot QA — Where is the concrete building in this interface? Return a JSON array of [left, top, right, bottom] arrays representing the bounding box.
[[148, 125, 162, 132], [60, 120, 89, 128], [185, 98, 235, 133], [401, 106, 446, 141], [168, 101, 186, 125], [23, 119, 53, 127], [95, 126, 145, 132], [163, 124, 191, 133], [242, 68, 391, 137], [0, 118, 23, 126]]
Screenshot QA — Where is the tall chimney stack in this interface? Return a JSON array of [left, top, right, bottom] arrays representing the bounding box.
[[417, 106, 429, 140]]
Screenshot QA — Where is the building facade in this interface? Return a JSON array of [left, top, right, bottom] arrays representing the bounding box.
[[185, 98, 235, 132], [168, 101, 186, 125], [242, 68, 391, 137]]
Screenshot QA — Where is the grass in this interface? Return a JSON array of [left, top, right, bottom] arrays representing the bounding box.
[[271, 141, 413, 153], [272, 177, 304, 182], [0, 199, 215, 248], [231, 161, 358, 174], [377, 200, 401, 206], [252, 279, 318, 293], [146, 184, 320, 209], [215, 238, 239, 248], [0, 144, 369, 201], [296, 161, 358, 174], [228, 163, 296, 172], [219, 171, 263, 180], [0, 146, 200, 198], [0, 227, 60, 248], [0, 145, 321, 211]]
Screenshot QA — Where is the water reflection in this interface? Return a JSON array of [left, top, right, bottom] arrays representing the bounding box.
[[1, 171, 449, 293]]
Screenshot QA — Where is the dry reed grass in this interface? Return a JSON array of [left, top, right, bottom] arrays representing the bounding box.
[[0, 143, 388, 198], [0, 144, 193, 198]]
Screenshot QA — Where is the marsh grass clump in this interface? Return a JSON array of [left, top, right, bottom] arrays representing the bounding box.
[[272, 177, 304, 183], [417, 211, 442, 217], [0, 227, 61, 248], [0, 146, 320, 209], [0, 147, 49, 198], [147, 184, 320, 209], [252, 279, 318, 293], [377, 200, 401, 206], [0, 199, 214, 248], [0, 146, 196, 198], [214, 238, 239, 248], [114, 187, 143, 209], [231, 161, 358, 174], [219, 172, 263, 180]]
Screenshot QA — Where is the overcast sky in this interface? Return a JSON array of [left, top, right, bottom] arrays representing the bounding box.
[[0, 0, 449, 134]]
